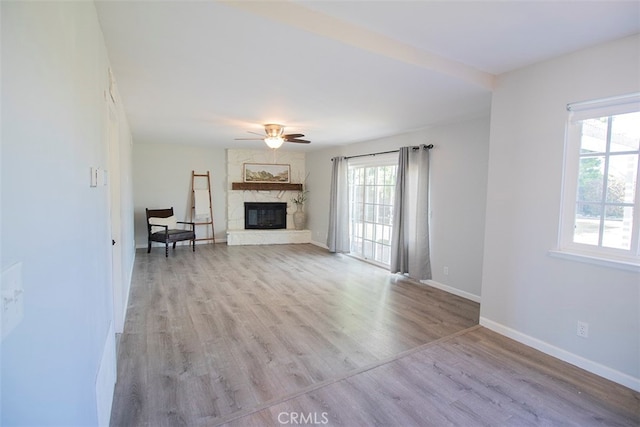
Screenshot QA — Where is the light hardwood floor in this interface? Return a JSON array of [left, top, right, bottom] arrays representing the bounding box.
[[110, 244, 639, 426]]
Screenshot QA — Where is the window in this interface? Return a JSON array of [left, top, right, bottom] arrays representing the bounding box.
[[558, 93, 640, 267], [348, 154, 397, 266]]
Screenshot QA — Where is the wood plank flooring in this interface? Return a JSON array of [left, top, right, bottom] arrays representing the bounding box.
[[222, 326, 639, 426], [110, 244, 639, 426]]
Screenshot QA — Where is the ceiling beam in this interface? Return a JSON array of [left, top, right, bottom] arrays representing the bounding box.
[[221, 0, 495, 90]]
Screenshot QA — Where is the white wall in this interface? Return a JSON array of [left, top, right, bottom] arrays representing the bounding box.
[[306, 116, 490, 300], [481, 34, 640, 389], [132, 142, 227, 246], [1, 2, 135, 425]]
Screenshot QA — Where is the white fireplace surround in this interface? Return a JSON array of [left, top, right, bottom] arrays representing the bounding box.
[[226, 149, 311, 245]]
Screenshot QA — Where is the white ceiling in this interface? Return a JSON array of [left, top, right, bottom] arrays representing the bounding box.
[[95, 0, 640, 151]]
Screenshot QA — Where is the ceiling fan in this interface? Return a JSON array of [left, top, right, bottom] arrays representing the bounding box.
[[235, 124, 310, 149]]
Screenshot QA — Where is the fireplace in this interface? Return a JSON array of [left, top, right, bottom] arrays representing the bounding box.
[[244, 202, 287, 230]]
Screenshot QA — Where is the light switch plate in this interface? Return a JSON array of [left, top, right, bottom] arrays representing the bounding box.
[[97, 168, 108, 186]]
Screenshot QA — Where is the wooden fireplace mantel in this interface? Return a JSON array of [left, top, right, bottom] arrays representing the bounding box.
[[231, 182, 303, 191]]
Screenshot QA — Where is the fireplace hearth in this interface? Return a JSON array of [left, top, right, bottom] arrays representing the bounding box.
[[244, 202, 287, 230]]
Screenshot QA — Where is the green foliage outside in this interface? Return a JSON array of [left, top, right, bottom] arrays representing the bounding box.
[[577, 157, 625, 218]]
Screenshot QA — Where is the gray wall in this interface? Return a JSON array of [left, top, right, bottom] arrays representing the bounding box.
[[481, 34, 640, 388], [132, 142, 228, 246], [1, 2, 135, 425], [305, 116, 490, 300]]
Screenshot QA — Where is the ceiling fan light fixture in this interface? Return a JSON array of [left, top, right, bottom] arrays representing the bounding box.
[[234, 123, 309, 148], [264, 136, 284, 149]]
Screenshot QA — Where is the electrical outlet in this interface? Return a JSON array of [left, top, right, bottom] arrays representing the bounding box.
[[443, 266, 449, 275], [577, 321, 589, 338]]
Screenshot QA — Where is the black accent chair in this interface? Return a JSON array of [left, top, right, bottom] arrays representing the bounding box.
[[146, 207, 195, 257]]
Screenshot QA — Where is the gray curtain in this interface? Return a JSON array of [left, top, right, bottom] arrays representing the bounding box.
[[327, 156, 350, 253], [390, 146, 431, 280]]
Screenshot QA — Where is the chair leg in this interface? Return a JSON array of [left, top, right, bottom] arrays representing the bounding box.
[[192, 239, 195, 252], [148, 242, 151, 253], [173, 242, 177, 249], [165, 242, 169, 257]]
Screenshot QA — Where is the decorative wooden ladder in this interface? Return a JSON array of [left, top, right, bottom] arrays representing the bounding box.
[[190, 171, 215, 244]]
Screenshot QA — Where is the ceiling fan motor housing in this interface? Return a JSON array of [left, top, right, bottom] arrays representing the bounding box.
[[264, 124, 285, 138]]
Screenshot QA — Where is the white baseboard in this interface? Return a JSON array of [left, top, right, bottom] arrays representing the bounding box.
[[95, 322, 117, 427], [480, 317, 640, 392], [422, 279, 481, 303]]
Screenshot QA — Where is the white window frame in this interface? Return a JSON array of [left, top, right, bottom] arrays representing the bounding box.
[[347, 153, 398, 267], [555, 93, 640, 270]]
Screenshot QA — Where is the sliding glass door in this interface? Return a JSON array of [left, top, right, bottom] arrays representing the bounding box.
[[348, 153, 398, 266]]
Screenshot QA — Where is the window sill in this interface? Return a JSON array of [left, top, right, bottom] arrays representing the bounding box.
[[548, 249, 640, 273]]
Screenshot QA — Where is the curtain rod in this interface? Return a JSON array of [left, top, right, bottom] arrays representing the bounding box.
[[334, 144, 433, 161]]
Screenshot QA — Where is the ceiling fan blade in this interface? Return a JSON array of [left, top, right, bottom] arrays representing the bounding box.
[[283, 133, 304, 139], [236, 127, 309, 144]]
